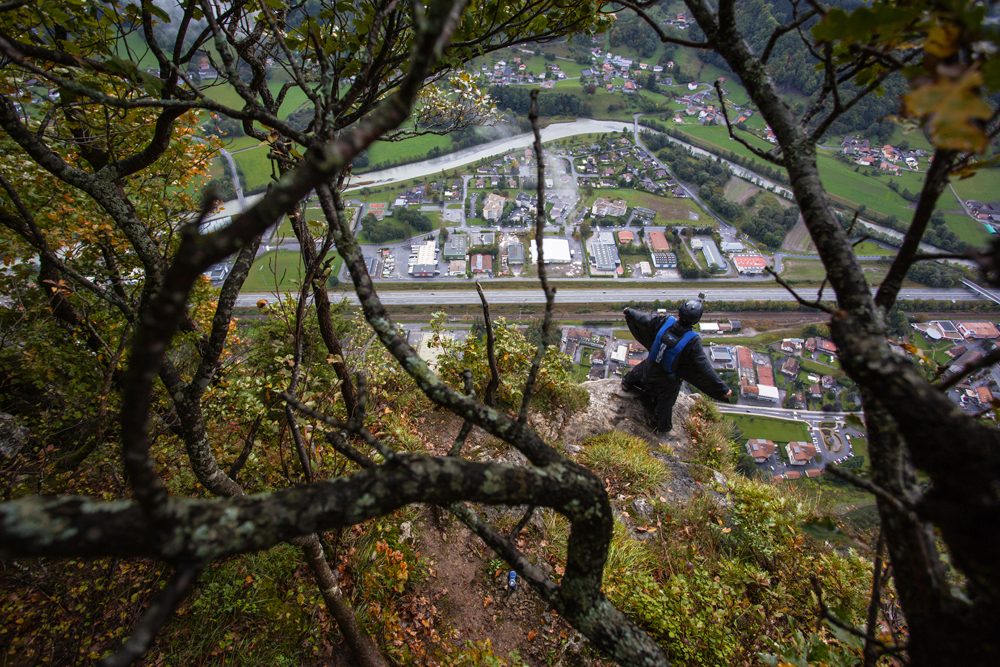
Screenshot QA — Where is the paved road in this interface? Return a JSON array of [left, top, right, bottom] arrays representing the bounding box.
[[234, 285, 999, 307]]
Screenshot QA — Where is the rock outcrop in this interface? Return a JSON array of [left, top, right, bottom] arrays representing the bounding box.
[[0, 413, 28, 459], [562, 379, 696, 454], [561, 379, 726, 507]]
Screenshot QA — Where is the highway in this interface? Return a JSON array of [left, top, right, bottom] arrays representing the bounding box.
[[234, 286, 1000, 307]]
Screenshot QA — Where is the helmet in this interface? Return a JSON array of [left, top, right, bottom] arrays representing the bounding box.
[[678, 298, 704, 326]]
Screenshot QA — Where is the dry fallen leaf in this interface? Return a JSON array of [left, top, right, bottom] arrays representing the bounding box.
[[527, 630, 537, 641], [722, 527, 732, 534], [484, 595, 493, 607]]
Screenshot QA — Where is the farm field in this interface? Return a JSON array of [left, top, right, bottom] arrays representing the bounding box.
[[233, 148, 274, 193], [583, 188, 702, 222], [781, 259, 892, 285], [722, 178, 758, 203], [853, 241, 896, 256], [670, 125, 980, 244], [951, 168, 1000, 203], [781, 219, 814, 253]]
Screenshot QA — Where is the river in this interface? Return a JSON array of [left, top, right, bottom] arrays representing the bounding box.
[[346, 118, 633, 188]]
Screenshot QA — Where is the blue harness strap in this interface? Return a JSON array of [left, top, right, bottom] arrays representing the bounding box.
[[649, 316, 700, 378]]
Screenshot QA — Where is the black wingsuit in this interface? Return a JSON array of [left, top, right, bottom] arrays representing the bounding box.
[[620, 307, 731, 432]]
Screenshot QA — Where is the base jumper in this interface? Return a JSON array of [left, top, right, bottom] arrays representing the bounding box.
[[621, 298, 732, 432]]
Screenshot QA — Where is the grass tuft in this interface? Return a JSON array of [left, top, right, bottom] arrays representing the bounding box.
[[578, 431, 667, 493]]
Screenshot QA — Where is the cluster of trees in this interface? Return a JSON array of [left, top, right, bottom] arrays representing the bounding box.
[[359, 208, 433, 244], [488, 86, 593, 117], [741, 200, 800, 248], [608, 12, 661, 58], [905, 262, 956, 288], [657, 145, 730, 191], [851, 209, 965, 254]]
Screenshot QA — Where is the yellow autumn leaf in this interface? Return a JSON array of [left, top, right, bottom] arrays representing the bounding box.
[[902, 69, 993, 153], [925, 21, 961, 58]]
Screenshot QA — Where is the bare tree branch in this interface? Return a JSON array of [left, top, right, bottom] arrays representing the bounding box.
[[519, 90, 557, 424], [875, 148, 959, 310], [449, 370, 476, 458], [713, 81, 785, 166], [760, 7, 820, 64], [824, 466, 915, 517], [476, 281, 500, 407], [97, 564, 202, 667], [937, 347, 1000, 391], [614, 0, 714, 49], [764, 267, 834, 313]]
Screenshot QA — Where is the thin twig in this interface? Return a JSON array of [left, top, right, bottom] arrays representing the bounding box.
[[911, 252, 974, 262], [714, 81, 784, 166], [760, 7, 820, 64], [280, 389, 396, 462], [510, 506, 536, 536], [809, 576, 905, 654], [229, 416, 262, 481], [824, 467, 914, 516], [98, 564, 201, 667], [325, 430, 376, 469], [863, 530, 886, 667], [765, 266, 834, 313], [518, 90, 556, 424], [476, 281, 500, 407], [938, 347, 1000, 390], [449, 370, 476, 458], [614, 0, 714, 49]]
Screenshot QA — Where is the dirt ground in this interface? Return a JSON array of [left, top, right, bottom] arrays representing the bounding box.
[[396, 410, 600, 666]]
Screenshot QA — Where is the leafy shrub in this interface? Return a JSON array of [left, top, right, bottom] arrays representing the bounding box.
[[432, 314, 589, 415]]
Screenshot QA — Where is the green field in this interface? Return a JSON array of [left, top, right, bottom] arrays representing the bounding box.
[[952, 168, 1000, 203], [223, 135, 263, 151], [233, 148, 274, 193], [365, 132, 455, 170], [853, 241, 896, 256], [799, 355, 840, 375], [201, 80, 308, 119], [725, 414, 811, 443], [668, 124, 983, 244], [242, 250, 305, 292], [781, 259, 891, 285]]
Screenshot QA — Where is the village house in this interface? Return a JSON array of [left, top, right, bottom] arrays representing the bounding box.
[[786, 441, 818, 466], [747, 439, 776, 463], [592, 197, 627, 217], [482, 193, 506, 221]]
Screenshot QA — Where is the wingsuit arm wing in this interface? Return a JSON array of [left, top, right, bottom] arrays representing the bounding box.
[[680, 338, 731, 400], [623, 308, 663, 350]]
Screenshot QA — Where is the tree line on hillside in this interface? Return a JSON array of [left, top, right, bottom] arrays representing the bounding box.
[[488, 86, 593, 117], [608, 12, 661, 58], [682, 0, 908, 139]]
